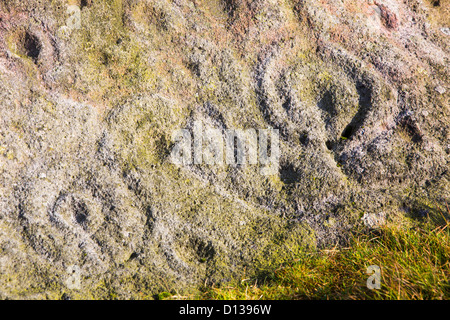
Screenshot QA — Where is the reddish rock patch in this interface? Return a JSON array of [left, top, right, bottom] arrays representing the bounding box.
[[377, 3, 399, 29]]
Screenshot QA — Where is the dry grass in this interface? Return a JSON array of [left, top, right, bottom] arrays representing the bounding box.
[[161, 206, 450, 300]]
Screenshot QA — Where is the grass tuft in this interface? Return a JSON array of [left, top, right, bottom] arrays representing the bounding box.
[[190, 211, 450, 300]]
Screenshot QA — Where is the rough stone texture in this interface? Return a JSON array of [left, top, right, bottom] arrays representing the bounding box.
[[0, 0, 448, 299]]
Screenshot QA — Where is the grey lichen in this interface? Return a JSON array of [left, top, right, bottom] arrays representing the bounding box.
[[0, 0, 448, 299]]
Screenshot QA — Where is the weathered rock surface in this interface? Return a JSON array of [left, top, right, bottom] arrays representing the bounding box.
[[0, 0, 448, 299]]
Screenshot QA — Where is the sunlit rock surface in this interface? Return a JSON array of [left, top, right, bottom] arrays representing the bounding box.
[[0, 0, 448, 299]]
